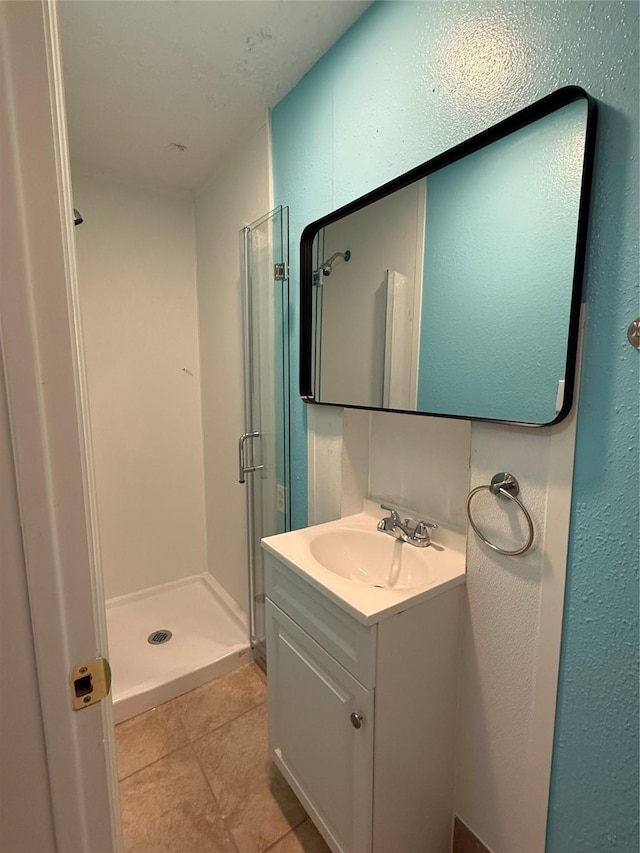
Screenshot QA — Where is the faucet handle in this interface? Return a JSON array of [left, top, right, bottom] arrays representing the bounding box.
[[380, 503, 401, 523], [413, 519, 438, 541]]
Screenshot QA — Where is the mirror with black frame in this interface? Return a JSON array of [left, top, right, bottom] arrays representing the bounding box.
[[300, 87, 597, 426]]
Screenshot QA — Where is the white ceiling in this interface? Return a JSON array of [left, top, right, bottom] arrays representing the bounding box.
[[59, 0, 371, 192]]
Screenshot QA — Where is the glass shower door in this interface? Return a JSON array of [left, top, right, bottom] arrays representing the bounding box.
[[240, 206, 290, 661]]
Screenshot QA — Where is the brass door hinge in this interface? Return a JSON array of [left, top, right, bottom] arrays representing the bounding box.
[[70, 657, 111, 710]]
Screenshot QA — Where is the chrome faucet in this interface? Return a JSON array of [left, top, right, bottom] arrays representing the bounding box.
[[377, 503, 438, 548]]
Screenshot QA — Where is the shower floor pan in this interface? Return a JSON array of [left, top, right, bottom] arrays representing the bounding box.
[[106, 573, 251, 723]]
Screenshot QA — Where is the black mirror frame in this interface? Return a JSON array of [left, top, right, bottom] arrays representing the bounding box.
[[299, 86, 597, 427]]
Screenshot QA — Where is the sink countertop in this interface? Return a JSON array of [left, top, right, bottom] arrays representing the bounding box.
[[261, 501, 466, 626]]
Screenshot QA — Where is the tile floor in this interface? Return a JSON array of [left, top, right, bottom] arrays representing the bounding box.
[[116, 663, 330, 853]]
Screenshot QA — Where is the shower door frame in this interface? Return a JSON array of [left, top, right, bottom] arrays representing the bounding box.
[[240, 207, 291, 661]]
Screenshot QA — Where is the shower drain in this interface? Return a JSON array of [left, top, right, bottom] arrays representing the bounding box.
[[147, 629, 172, 645]]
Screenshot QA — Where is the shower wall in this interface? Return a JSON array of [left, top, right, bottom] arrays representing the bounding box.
[[72, 173, 207, 600], [73, 123, 272, 614], [194, 122, 271, 614]]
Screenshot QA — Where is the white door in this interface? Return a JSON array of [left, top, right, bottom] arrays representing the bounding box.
[[0, 1, 119, 850], [266, 601, 374, 853]]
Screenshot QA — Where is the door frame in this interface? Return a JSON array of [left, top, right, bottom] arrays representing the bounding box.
[[0, 1, 119, 849]]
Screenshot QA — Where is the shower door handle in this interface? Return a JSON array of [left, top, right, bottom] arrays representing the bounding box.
[[238, 432, 264, 483]]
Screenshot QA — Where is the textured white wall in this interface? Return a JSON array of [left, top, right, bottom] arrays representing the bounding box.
[[195, 123, 271, 613], [369, 411, 471, 530], [72, 174, 207, 599], [309, 406, 471, 531], [456, 409, 578, 853], [307, 405, 345, 524]]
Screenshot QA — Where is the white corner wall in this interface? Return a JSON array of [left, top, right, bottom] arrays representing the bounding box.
[[369, 411, 471, 530], [72, 174, 207, 600], [195, 123, 271, 613], [308, 406, 471, 530]]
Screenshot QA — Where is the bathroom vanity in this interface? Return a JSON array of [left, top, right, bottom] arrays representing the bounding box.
[[262, 504, 465, 853]]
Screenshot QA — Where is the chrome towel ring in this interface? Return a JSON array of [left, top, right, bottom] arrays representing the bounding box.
[[466, 472, 534, 556]]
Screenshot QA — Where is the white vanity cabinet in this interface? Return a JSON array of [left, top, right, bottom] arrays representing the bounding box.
[[264, 552, 462, 853], [266, 601, 375, 851]]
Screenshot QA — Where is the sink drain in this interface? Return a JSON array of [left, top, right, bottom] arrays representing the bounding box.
[[147, 629, 172, 645]]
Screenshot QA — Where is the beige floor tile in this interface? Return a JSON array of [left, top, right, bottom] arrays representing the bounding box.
[[119, 744, 237, 853], [265, 819, 332, 853], [193, 704, 306, 853], [174, 663, 266, 741], [115, 701, 189, 781]]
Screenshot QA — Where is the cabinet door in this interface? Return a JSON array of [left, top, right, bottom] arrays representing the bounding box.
[[266, 600, 373, 853]]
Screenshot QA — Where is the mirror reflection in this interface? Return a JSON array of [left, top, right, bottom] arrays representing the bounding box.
[[303, 91, 595, 425]]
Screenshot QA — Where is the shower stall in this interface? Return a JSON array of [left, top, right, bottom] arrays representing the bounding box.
[[72, 182, 290, 723]]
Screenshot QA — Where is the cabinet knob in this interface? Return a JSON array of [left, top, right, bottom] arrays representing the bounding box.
[[350, 712, 363, 729]]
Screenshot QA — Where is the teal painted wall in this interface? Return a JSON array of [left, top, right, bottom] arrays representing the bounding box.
[[272, 2, 639, 849], [418, 99, 586, 423]]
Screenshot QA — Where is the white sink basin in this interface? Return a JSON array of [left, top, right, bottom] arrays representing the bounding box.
[[262, 501, 466, 625], [309, 528, 433, 590]]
